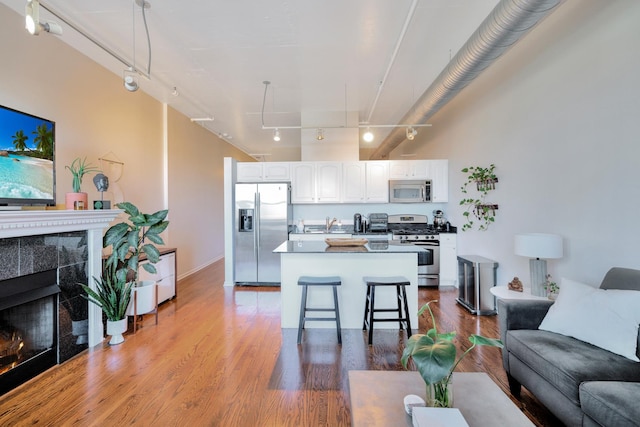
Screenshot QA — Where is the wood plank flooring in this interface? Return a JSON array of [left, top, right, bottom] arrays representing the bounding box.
[[0, 260, 561, 426]]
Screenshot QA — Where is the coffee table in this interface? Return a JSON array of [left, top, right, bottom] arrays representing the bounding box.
[[348, 371, 534, 427]]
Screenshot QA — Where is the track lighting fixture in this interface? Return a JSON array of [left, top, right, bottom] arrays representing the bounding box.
[[273, 128, 281, 142], [316, 128, 324, 141], [362, 128, 374, 143], [25, 0, 62, 36], [406, 127, 417, 141], [123, 68, 139, 92]]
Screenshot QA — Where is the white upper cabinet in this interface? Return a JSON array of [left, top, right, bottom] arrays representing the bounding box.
[[238, 159, 445, 204], [315, 162, 342, 203], [365, 161, 389, 202], [236, 162, 290, 182], [388, 160, 430, 179], [342, 162, 367, 203], [290, 163, 316, 203], [291, 162, 341, 203], [342, 161, 389, 203], [428, 159, 449, 202]]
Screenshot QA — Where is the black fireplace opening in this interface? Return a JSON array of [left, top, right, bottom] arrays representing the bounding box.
[[0, 269, 59, 396]]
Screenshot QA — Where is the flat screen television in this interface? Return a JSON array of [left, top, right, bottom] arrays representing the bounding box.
[[0, 104, 55, 206]]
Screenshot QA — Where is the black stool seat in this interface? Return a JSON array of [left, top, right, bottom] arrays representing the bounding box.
[[362, 275, 412, 345], [297, 276, 342, 344]]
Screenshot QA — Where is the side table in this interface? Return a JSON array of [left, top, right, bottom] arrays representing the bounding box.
[[489, 286, 549, 301]]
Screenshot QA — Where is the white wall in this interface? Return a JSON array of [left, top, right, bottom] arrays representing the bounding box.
[[392, 0, 640, 288], [0, 4, 253, 279]]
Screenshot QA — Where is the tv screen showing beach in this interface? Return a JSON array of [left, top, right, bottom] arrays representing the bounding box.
[[0, 105, 55, 205]]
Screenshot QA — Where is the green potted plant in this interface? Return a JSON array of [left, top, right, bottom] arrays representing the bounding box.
[[104, 201, 169, 319], [401, 301, 503, 408], [460, 164, 499, 231], [65, 157, 99, 210], [80, 262, 133, 345], [544, 274, 560, 300]]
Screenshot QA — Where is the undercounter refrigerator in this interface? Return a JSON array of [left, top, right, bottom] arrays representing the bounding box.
[[234, 183, 292, 285]]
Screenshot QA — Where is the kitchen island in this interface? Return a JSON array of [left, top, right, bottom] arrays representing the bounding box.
[[274, 240, 424, 330]]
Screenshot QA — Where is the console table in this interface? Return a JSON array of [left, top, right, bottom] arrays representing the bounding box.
[[348, 371, 533, 427]]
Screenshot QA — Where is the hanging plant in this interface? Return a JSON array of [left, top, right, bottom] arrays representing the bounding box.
[[460, 164, 498, 231]]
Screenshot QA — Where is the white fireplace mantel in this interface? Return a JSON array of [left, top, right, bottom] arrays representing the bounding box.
[[0, 209, 122, 347]]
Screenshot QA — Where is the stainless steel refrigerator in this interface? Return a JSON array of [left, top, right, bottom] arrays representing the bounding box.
[[234, 182, 291, 285]]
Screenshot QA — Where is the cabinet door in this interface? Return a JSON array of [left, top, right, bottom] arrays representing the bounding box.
[[263, 162, 290, 181], [342, 162, 366, 203], [429, 160, 449, 202], [236, 163, 263, 182], [439, 234, 457, 286], [388, 160, 428, 179], [316, 162, 341, 203], [291, 163, 316, 203], [139, 252, 176, 304], [365, 161, 389, 202]]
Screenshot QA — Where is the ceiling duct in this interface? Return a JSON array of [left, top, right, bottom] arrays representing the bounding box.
[[369, 0, 563, 160]]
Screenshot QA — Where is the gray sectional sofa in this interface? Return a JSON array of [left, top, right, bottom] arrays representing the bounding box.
[[498, 267, 640, 427]]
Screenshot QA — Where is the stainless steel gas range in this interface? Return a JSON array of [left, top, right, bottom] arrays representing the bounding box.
[[388, 214, 440, 287]]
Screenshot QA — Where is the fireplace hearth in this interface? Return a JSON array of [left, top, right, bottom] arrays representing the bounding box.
[[0, 269, 59, 395]]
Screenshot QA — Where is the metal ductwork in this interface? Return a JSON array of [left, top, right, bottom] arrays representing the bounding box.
[[369, 0, 563, 160]]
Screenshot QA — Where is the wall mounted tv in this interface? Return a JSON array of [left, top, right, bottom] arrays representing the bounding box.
[[0, 105, 56, 207]]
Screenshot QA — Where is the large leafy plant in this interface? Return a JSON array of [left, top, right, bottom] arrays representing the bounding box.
[[81, 263, 133, 321], [401, 300, 503, 407], [103, 201, 169, 284]]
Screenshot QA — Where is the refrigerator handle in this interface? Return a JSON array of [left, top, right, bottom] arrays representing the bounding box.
[[255, 192, 260, 261]]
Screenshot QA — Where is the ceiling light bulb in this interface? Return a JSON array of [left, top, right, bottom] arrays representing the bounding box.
[[363, 129, 374, 143], [316, 128, 324, 141], [25, 0, 39, 35], [273, 128, 281, 142], [406, 127, 417, 141], [123, 68, 139, 92]]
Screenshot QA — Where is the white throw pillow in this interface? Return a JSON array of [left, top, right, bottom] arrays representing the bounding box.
[[538, 278, 640, 361]]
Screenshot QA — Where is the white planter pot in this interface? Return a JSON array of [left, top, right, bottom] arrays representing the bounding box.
[[106, 318, 127, 345]]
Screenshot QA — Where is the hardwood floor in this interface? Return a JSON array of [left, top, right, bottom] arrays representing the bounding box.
[[0, 260, 561, 426]]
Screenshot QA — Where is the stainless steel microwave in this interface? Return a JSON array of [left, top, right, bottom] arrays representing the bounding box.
[[389, 180, 432, 203]]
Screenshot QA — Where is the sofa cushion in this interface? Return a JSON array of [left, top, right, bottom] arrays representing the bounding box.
[[580, 381, 640, 427], [538, 278, 640, 361], [506, 329, 640, 405]]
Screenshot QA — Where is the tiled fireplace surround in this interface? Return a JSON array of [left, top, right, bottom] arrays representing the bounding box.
[[0, 210, 121, 356]]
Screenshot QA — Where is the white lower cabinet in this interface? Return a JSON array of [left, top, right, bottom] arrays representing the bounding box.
[[439, 234, 457, 287], [138, 251, 176, 304]]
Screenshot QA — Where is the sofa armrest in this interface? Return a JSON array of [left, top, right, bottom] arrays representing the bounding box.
[[497, 298, 555, 372]]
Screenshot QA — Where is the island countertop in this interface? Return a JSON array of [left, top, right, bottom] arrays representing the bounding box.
[[273, 240, 426, 254], [276, 239, 420, 330]]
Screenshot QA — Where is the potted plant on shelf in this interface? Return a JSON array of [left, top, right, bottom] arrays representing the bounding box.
[[80, 263, 133, 345], [401, 301, 503, 408], [104, 201, 169, 322], [65, 157, 99, 210]]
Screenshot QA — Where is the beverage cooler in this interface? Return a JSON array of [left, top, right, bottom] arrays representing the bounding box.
[[456, 255, 498, 315]]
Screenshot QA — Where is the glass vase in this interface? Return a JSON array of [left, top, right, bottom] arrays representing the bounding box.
[[426, 377, 454, 408]]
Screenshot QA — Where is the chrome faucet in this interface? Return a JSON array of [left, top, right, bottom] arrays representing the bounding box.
[[326, 216, 338, 232]]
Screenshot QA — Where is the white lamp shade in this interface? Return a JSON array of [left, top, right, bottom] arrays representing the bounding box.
[[514, 233, 563, 259]]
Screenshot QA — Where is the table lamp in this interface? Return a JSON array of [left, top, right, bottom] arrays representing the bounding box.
[[514, 233, 563, 297]]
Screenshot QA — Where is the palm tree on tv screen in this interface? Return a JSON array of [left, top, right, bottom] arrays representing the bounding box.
[[11, 129, 29, 152], [32, 123, 53, 159]]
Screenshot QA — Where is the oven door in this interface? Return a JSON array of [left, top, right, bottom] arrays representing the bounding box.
[[414, 241, 440, 287]]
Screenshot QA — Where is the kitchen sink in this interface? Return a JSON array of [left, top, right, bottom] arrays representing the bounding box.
[[304, 226, 349, 234]]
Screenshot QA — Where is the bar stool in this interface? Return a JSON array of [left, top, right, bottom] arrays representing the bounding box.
[[297, 276, 342, 344], [362, 276, 412, 345]]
